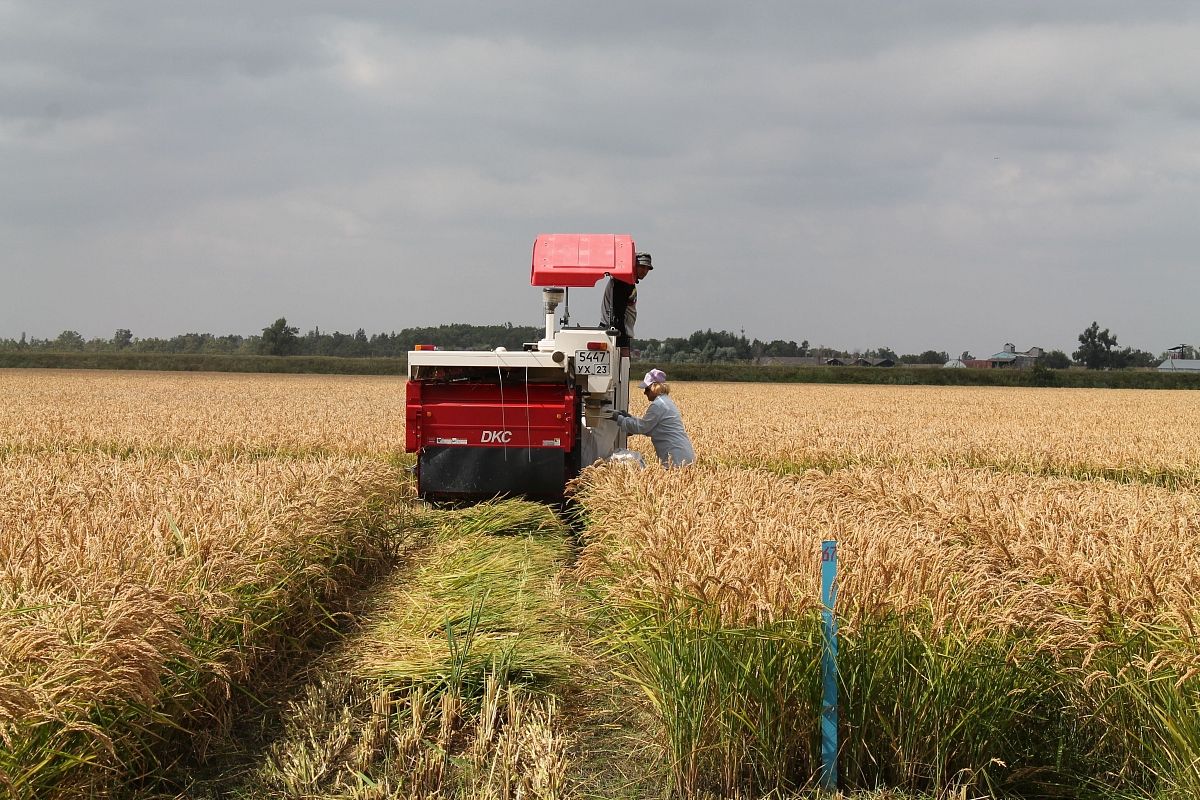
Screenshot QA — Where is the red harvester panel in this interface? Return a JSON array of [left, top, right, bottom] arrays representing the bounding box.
[[405, 380, 424, 452], [531, 233, 636, 288], [406, 382, 575, 452]]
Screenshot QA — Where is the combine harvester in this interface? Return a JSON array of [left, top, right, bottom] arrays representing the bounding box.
[[405, 233, 637, 501]]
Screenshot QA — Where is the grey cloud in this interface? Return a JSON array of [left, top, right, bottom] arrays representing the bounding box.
[[3, 2, 1200, 358]]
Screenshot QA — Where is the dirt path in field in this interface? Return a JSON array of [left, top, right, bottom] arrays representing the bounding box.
[[141, 500, 653, 800], [138, 539, 428, 799]]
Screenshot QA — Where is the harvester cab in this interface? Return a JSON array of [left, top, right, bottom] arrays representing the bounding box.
[[405, 233, 636, 501]]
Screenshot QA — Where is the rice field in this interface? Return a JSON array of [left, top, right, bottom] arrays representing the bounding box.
[[0, 370, 416, 798], [3, 369, 1200, 798], [0, 369, 406, 458], [581, 382, 1200, 797], [677, 383, 1200, 486]]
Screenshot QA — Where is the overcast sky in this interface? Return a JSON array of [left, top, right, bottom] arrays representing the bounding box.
[[3, 2, 1198, 357]]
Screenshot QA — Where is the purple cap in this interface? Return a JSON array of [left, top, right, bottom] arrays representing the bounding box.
[[639, 368, 667, 389]]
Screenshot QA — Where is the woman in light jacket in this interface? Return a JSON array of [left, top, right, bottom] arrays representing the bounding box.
[[615, 368, 695, 467]]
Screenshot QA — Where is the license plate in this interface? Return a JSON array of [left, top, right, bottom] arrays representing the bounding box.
[[575, 349, 611, 375]]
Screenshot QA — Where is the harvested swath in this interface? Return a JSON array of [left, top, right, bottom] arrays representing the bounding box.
[[253, 669, 571, 799], [357, 500, 574, 691], [240, 501, 578, 799]]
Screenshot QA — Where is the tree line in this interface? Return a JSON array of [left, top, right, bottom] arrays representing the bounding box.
[[0, 322, 546, 358], [0, 322, 941, 364], [635, 331, 956, 365], [0, 319, 1185, 369]]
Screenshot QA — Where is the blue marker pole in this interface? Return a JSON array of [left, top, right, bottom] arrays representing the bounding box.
[[820, 539, 838, 792]]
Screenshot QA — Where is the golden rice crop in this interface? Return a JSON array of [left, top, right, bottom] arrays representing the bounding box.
[[8, 367, 1200, 797], [0, 369, 415, 797], [578, 381, 1200, 796], [575, 461, 1200, 647], [651, 383, 1200, 485], [602, 381, 1200, 642], [0, 451, 409, 796], [0, 368, 407, 458]]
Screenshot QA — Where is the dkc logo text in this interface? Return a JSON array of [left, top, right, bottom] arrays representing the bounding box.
[[481, 430, 513, 444]]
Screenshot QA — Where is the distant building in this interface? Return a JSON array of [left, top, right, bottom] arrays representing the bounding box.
[[985, 343, 1043, 369], [755, 356, 824, 366], [1157, 359, 1200, 372], [755, 356, 878, 367], [943, 359, 967, 369]]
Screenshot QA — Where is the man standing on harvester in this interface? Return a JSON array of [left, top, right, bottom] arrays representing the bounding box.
[[601, 251, 652, 353]]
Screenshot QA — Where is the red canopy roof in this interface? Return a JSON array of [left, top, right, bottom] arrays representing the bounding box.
[[530, 233, 636, 287]]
